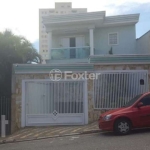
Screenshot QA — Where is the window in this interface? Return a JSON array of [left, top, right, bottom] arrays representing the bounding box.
[[42, 40, 47, 43], [108, 33, 118, 45], [140, 95, 150, 106], [124, 94, 143, 107], [41, 35, 47, 38], [72, 10, 77, 13], [49, 10, 54, 13]]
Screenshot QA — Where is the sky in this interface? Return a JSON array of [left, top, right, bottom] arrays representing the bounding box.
[[0, 0, 150, 51]]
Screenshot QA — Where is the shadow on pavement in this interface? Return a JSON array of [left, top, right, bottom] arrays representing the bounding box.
[[131, 128, 150, 135], [97, 128, 150, 137]]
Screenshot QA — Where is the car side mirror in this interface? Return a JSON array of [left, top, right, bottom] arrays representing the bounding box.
[[137, 102, 143, 108]]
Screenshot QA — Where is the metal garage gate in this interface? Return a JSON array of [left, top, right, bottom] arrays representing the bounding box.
[[94, 70, 149, 109], [25, 80, 87, 126]]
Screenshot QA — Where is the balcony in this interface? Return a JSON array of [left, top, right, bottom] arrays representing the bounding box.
[[51, 46, 90, 60]]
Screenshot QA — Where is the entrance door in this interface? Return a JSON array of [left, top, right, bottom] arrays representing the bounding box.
[[25, 80, 87, 126], [70, 37, 76, 58], [61, 36, 85, 59]]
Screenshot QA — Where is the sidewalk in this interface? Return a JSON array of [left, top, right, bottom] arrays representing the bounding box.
[[0, 122, 100, 144]]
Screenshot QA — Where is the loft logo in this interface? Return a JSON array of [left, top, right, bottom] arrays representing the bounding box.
[[49, 69, 62, 81], [49, 69, 101, 81]]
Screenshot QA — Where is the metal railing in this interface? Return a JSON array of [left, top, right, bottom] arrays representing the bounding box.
[[51, 46, 90, 60], [26, 81, 84, 114], [94, 71, 149, 109]]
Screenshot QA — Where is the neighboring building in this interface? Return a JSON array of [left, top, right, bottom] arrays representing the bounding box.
[[136, 30, 150, 54], [39, 2, 87, 60]]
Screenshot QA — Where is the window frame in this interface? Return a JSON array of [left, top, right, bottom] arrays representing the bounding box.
[[108, 32, 119, 45]]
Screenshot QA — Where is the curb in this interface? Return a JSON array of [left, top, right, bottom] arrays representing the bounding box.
[[0, 129, 101, 145]]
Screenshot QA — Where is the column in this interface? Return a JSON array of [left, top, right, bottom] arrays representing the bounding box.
[[48, 31, 52, 59], [89, 28, 94, 55]]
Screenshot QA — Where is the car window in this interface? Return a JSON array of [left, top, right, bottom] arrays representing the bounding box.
[[140, 95, 150, 106], [124, 94, 143, 107]]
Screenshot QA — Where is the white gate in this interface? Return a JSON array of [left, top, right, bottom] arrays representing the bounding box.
[[24, 80, 87, 126], [94, 70, 149, 109]]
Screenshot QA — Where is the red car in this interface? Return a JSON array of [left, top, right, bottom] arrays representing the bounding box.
[[99, 92, 150, 135]]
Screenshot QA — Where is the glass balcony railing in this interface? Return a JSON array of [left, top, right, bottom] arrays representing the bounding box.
[[51, 46, 90, 60]]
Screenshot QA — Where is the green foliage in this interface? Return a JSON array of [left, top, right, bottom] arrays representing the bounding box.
[[0, 30, 41, 64], [0, 30, 41, 95]]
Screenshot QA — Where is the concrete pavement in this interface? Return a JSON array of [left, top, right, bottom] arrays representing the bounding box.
[[1, 129, 150, 150], [0, 122, 99, 143]]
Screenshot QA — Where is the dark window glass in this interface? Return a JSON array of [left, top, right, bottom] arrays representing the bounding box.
[[70, 37, 76, 47], [70, 37, 76, 58], [124, 94, 143, 107], [140, 95, 150, 106]]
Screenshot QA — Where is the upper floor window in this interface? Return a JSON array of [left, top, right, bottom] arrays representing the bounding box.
[[108, 33, 118, 45]]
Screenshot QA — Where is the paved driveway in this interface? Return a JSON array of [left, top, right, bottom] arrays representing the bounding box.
[[0, 122, 98, 143], [1, 129, 150, 150]]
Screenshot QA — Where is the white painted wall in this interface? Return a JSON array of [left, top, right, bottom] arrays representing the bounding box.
[[39, 2, 87, 60], [136, 31, 150, 54], [52, 33, 89, 48]]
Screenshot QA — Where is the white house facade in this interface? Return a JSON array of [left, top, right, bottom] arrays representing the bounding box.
[[42, 11, 140, 64], [10, 8, 150, 132], [39, 2, 87, 60]]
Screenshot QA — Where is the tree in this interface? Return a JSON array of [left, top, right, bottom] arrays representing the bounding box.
[[0, 30, 41, 95], [0, 30, 41, 64]]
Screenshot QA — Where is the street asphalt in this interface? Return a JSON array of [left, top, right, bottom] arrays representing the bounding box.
[[1, 129, 150, 150]]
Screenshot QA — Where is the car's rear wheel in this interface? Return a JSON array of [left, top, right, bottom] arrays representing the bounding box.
[[114, 119, 131, 135]]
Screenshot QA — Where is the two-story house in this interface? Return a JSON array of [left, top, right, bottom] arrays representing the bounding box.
[[42, 11, 139, 63], [11, 9, 150, 132]]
